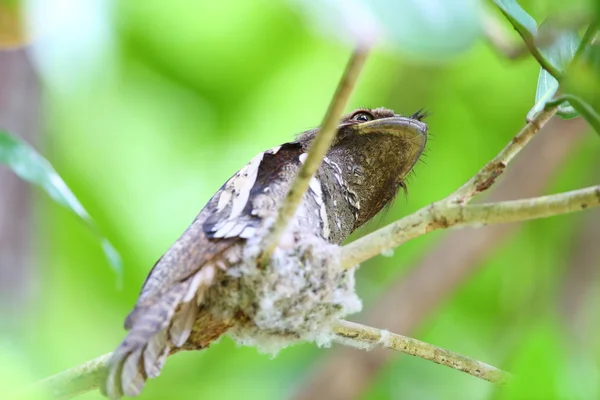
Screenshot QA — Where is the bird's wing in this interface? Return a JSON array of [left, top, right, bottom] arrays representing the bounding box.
[[102, 141, 304, 399]]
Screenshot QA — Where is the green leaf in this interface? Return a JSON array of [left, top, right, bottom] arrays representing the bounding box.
[[0, 130, 123, 284], [492, 0, 537, 38], [537, 22, 580, 76], [369, 0, 481, 58], [291, 0, 481, 58], [559, 25, 600, 133], [528, 70, 578, 121], [527, 22, 580, 120]]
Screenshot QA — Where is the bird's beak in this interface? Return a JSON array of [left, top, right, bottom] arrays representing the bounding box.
[[353, 116, 428, 178], [354, 116, 428, 139]]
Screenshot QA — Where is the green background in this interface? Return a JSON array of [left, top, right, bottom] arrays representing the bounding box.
[[1, 0, 599, 399]]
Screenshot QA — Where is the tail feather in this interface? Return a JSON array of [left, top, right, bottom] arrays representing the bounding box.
[[169, 265, 216, 347], [151, 343, 170, 378], [121, 348, 145, 397], [102, 265, 216, 399], [104, 352, 125, 399], [143, 329, 169, 378]]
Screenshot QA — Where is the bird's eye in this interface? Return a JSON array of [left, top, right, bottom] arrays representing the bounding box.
[[351, 112, 374, 122]]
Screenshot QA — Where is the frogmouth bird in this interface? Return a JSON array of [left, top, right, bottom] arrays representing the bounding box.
[[102, 107, 428, 399]]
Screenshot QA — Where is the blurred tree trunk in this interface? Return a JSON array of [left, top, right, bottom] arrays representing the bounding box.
[[560, 162, 600, 342], [0, 48, 40, 333]]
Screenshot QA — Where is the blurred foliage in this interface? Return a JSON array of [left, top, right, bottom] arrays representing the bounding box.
[[0, 0, 26, 48], [1, 0, 599, 399], [0, 131, 121, 280], [294, 0, 482, 58], [527, 21, 580, 119]]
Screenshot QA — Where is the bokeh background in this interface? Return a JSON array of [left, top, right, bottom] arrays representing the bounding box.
[[1, 0, 599, 399]]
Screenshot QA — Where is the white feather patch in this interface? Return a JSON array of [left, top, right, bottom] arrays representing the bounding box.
[[240, 226, 257, 238], [216, 259, 227, 271], [266, 145, 281, 154], [201, 264, 216, 284], [229, 152, 264, 220], [216, 190, 232, 212], [210, 151, 266, 238], [309, 177, 330, 238], [309, 177, 321, 195], [224, 222, 246, 238], [325, 157, 343, 174], [182, 267, 206, 303], [213, 220, 237, 238]]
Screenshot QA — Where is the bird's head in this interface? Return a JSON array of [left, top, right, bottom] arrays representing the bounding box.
[[297, 107, 428, 231]]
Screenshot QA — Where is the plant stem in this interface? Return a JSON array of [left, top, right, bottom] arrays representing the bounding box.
[[494, 4, 562, 79], [35, 353, 111, 400], [450, 107, 557, 204], [341, 185, 600, 269], [259, 46, 370, 265], [573, 22, 599, 62], [547, 94, 600, 134], [333, 320, 511, 385]]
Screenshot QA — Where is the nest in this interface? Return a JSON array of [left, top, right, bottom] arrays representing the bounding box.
[[208, 230, 362, 355]]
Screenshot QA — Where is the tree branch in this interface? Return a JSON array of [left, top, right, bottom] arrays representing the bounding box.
[[35, 353, 111, 400], [31, 32, 599, 399], [259, 46, 370, 265], [450, 107, 557, 204], [339, 106, 559, 269], [294, 116, 588, 400], [341, 185, 600, 269], [32, 111, 600, 400], [35, 310, 518, 400], [333, 320, 511, 385]]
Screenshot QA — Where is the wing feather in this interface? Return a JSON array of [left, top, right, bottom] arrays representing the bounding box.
[[103, 142, 305, 399]]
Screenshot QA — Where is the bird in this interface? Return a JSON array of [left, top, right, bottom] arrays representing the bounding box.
[[101, 107, 428, 399]]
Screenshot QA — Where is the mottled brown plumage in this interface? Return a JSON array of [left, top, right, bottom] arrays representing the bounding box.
[[102, 108, 428, 399]]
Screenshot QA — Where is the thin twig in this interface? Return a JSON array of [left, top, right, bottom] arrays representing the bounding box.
[[450, 107, 557, 204], [35, 353, 111, 400], [495, 6, 562, 79], [338, 106, 559, 269], [333, 320, 511, 385], [31, 116, 599, 399], [34, 45, 370, 400], [546, 95, 600, 133], [341, 185, 600, 269], [559, 22, 600, 135], [482, 10, 530, 60], [29, 33, 598, 400], [573, 21, 599, 62], [293, 117, 588, 400], [259, 46, 370, 265], [290, 118, 584, 400], [483, 11, 591, 61], [518, 34, 562, 80]]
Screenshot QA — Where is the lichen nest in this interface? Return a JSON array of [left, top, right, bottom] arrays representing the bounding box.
[[210, 231, 362, 355]]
